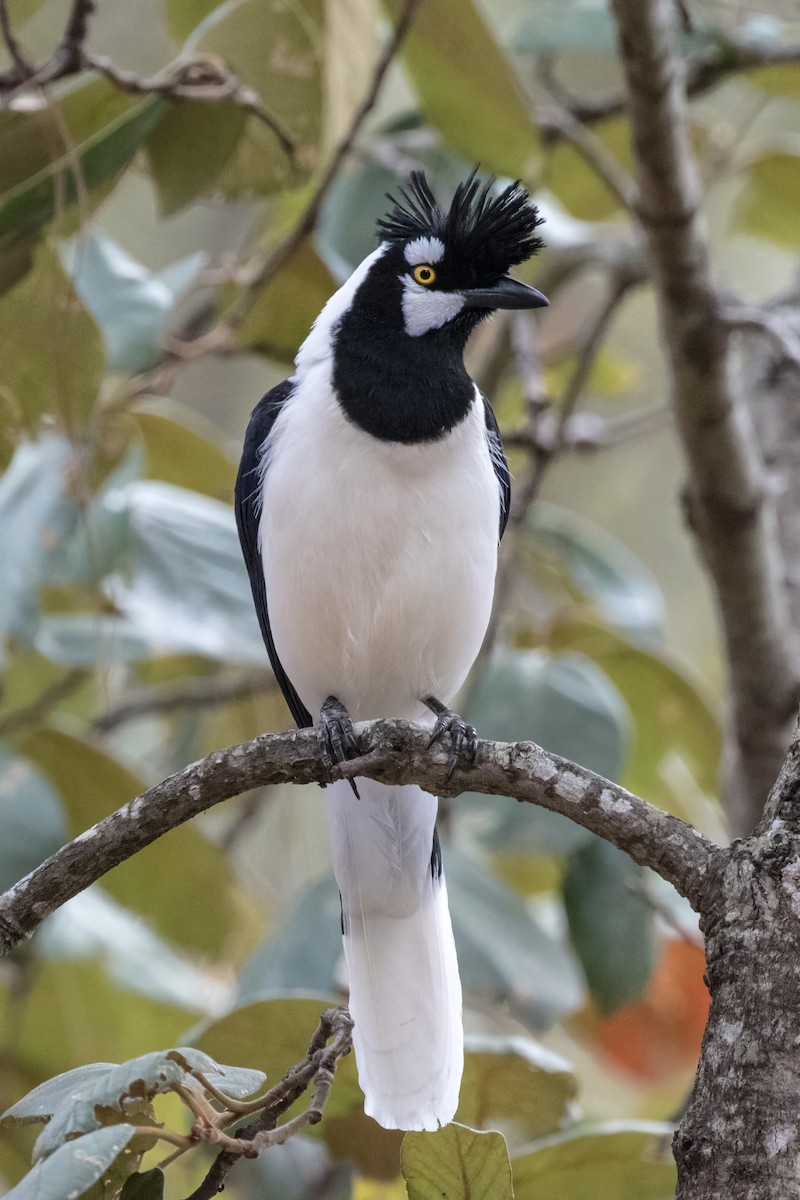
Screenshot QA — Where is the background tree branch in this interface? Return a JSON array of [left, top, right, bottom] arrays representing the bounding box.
[[610, 0, 800, 836], [0, 721, 716, 958]]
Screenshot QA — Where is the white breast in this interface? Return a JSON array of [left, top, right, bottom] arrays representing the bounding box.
[[258, 373, 500, 723]]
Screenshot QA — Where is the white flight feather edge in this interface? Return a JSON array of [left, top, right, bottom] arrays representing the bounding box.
[[256, 248, 501, 1129]]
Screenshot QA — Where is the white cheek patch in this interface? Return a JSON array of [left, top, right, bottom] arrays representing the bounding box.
[[403, 236, 445, 267], [401, 278, 465, 337]]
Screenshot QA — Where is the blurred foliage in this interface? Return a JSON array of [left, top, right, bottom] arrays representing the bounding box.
[[5, 0, 799, 1194]]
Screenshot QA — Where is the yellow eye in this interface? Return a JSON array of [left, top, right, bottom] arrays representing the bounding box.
[[412, 264, 436, 286]]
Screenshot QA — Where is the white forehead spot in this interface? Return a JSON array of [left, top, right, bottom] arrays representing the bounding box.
[[403, 236, 445, 267], [401, 277, 465, 337]]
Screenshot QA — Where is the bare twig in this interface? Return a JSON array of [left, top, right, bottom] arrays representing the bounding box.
[[0, 669, 89, 738], [0, 0, 33, 76], [719, 305, 800, 370], [611, 0, 800, 835], [185, 1008, 353, 1200], [0, 0, 93, 95], [538, 33, 800, 131], [0, 720, 717, 961], [94, 671, 275, 733], [538, 103, 638, 213], [83, 54, 294, 158]]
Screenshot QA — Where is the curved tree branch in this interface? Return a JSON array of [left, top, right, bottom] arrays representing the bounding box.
[[0, 720, 717, 957]]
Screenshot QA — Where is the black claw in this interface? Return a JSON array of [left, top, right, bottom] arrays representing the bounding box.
[[423, 695, 478, 782], [317, 696, 361, 797]]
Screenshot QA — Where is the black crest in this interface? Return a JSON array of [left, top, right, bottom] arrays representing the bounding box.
[[376, 169, 545, 279]]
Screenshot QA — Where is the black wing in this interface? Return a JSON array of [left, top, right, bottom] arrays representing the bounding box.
[[235, 379, 313, 729], [482, 395, 511, 540]]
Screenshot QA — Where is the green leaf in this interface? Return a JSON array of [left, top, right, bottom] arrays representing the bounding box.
[[120, 1169, 165, 1200], [165, 0, 230, 40], [549, 622, 723, 832], [62, 233, 205, 374], [235, 875, 343, 1004], [446, 850, 585, 1028], [146, 102, 247, 215], [0, 437, 80, 640], [462, 650, 631, 856], [0, 79, 164, 244], [0, 244, 104, 430], [232, 238, 336, 362], [531, 501, 665, 639], [402, 1124, 513, 1200], [563, 839, 654, 1013], [511, 1121, 676, 1200], [748, 64, 800, 97], [106, 480, 264, 663], [17, 727, 237, 955], [5, 0, 47, 24], [130, 401, 237, 500], [457, 1035, 576, 1137], [383, 0, 539, 177], [190, 994, 337, 1083], [3, 1124, 135, 1200], [734, 147, 800, 248], [186, 0, 324, 197], [542, 117, 632, 220], [0, 748, 66, 892]]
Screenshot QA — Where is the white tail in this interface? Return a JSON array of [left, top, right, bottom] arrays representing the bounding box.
[[326, 777, 463, 1131]]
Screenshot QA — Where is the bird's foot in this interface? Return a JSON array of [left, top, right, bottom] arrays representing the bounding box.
[[423, 695, 478, 782], [317, 695, 361, 798]]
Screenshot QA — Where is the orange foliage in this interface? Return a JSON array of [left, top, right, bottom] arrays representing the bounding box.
[[591, 939, 710, 1082]]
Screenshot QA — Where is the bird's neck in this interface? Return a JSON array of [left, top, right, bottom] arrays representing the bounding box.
[[331, 323, 476, 444]]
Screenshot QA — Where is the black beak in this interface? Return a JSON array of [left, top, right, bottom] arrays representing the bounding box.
[[459, 277, 549, 311]]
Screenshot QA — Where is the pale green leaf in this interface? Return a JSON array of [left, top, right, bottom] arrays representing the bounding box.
[[0, 244, 104, 430], [457, 1035, 577, 1137], [0, 437, 80, 639], [446, 850, 585, 1028], [462, 650, 631, 856], [187, 0, 324, 197], [511, 1121, 676, 1200], [0, 79, 164, 243], [383, 0, 540, 177], [146, 102, 247, 215], [17, 727, 237, 955], [0, 748, 66, 892], [402, 1124, 513, 1200], [734, 148, 800, 249], [531, 501, 665, 638], [130, 401, 237, 501], [62, 233, 205, 374], [3, 1125, 135, 1200], [549, 621, 723, 832], [105, 480, 264, 662]]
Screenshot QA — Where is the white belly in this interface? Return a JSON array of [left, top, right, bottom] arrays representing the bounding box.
[[258, 379, 500, 722]]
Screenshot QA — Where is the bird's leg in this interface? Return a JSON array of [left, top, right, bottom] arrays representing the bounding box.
[[423, 695, 478, 782], [317, 695, 361, 798]]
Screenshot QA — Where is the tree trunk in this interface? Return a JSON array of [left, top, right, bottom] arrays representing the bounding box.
[[677, 827, 800, 1197]]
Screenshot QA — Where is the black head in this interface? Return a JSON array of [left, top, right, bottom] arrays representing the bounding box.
[[328, 171, 547, 443], [377, 169, 546, 289]]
